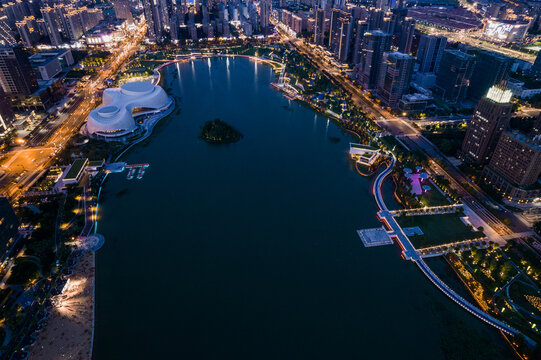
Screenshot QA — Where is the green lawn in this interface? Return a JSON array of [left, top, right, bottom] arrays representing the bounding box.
[[418, 185, 451, 207], [396, 213, 484, 248]]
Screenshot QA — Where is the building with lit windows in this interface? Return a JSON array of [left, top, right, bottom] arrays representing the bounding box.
[[460, 85, 513, 165]]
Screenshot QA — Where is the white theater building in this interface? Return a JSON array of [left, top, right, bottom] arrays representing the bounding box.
[[85, 81, 172, 139]]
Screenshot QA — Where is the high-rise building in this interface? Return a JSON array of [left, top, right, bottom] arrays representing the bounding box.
[[0, 46, 38, 97], [367, 8, 384, 30], [64, 10, 84, 41], [259, 0, 271, 35], [328, 8, 341, 51], [337, 16, 352, 63], [359, 30, 391, 90], [41, 6, 62, 46], [352, 20, 368, 65], [434, 49, 475, 104], [314, 8, 325, 46], [460, 85, 513, 165], [114, 0, 132, 22], [142, 0, 162, 42], [416, 34, 447, 73], [468, 51, 512, 101], [16, 16, 41, 48], [485, 131, 541, 187], [377, 51, 414, 107], [397, 17, 415, 54]]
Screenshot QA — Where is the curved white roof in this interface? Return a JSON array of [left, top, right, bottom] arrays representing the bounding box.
[[86, 81, 170, 136]]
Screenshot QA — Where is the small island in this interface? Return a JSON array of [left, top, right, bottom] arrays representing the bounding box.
[[200, 118, 243, 144]]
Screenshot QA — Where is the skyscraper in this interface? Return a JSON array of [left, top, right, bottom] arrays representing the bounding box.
[[359, 30, 391, 90], [142, 0, 162, 42], [377, 51, 414, 107], [337, 16, 352, 63], [259, 0, 271, 35], [0, 46, 38, 97], [328, 8, 341, 51], [435, 49, 475, 104], [397, 17, 415, 54], [352, 20, 368, 65], [461, 85, 513, 165], [41, 6, 62, 46], [416, 34, 447, 73], [314, 8, 325, 46], [468, 50, 512, 101]]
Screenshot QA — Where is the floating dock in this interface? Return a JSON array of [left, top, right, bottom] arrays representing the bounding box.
[[357, 227, 394, 247]]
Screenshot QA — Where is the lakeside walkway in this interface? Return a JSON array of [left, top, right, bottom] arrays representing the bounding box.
[[368, 154, 518, 337]]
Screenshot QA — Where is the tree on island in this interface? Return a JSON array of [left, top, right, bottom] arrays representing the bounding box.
[[200, 118, 242, 144]]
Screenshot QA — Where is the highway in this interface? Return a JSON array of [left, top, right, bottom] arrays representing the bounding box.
[[0, 22, 148, 201]]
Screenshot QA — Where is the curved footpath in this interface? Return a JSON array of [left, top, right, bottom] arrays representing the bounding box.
[[373, 154, 518, 337]]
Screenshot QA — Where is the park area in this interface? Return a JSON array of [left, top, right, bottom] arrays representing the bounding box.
[[396, 212, 484, 248], [450, 243, 541, 340]]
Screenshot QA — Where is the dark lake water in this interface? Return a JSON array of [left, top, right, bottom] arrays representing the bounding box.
[[93, 57, 513, 359]]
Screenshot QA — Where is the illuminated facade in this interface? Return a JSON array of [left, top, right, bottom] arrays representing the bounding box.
[[86, 81, 172, 138]]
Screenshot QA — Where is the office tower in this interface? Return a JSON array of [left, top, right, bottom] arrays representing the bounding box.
[[0, 46, 38, 96], [260, 0, 271, 35], [41, 6, 62, 46], [377, 51, 414, 107], [435, 49, 475, 103], [314, 8, 325, 45], [468, 51, 512, 101], [328, 8, 341, 50], [485, 131, 541, 187], [114, 0, 132, 21], [416, 34, 447, 73], [461, 85, 513, 165], [352, 20, 367, 65], [397, 17, 415, 54], [337, 16, 352, 63], [359, 30, 391, 90], [142, 0, 162, 42]]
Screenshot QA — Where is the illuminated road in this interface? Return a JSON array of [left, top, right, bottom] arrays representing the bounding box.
[[417, 25, 536, 63], [0, 22, 148, 200]]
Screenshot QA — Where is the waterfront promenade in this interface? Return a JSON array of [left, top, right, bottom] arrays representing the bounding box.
[[370, 154, 519, 337]]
